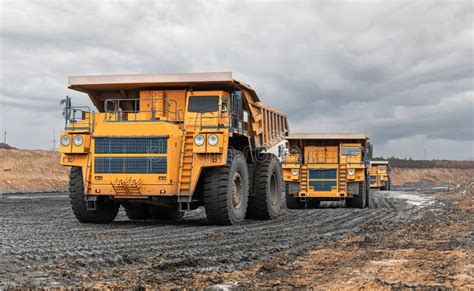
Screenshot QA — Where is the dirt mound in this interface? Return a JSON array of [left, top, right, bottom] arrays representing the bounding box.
[[0, 149, 69, 192], [392, 167, 474, 186], [0, 143, 16, 150]]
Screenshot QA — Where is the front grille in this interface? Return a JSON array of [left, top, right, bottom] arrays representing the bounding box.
[[309, 169, 337, 179], [95, 137, 167, 154], [94, 157, 167, 174], [370, 175, 377, 183]]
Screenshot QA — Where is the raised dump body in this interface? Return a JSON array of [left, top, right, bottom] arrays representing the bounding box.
[[60, 72, 288, 225], [370, 161, 392, 190], [283, 133, 372, 208]]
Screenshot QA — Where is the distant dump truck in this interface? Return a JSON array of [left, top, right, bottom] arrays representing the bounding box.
[[283, 133, 372, 209], [59, 72, 289, 225], [370, 161, 391, 191]]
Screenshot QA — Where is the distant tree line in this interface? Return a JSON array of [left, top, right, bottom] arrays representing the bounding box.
[[372, 157, 474, 169]]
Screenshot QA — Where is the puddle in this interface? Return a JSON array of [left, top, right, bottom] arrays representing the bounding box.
[[384, 191, 435, 207]]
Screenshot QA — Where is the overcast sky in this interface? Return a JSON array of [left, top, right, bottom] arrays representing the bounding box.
[[0, 0, 473, 159]]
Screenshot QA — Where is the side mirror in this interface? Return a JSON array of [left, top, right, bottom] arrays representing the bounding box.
[[221, 100, 228, 113], [231, 91, 242, 115]]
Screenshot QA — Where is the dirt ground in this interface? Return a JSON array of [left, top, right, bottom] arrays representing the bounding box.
[[0, 182, 472, 289]]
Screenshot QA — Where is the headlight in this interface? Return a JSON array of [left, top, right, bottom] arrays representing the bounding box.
[[291, 169, 299, 176], [348, 169, 355, 175], [73, 135, 83, 146], [60, 135, 71, 146], [194, 135, 205, 146], [208, 134, 219, 146]]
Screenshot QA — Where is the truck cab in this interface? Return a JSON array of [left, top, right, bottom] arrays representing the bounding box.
[[283, 133, 372, 209]]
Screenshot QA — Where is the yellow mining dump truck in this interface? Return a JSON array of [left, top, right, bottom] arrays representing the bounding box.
[[59, 72, 289, 225], [283, 133, 372, 209], [370, 161, 392, 190]]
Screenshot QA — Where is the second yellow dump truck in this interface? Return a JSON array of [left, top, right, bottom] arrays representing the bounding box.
[[59, 72, 288, 225], [283, 133, 372, 209], [370, 161, 392, 190]]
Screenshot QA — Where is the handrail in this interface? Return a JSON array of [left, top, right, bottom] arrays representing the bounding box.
[[64, 106, 93, 132], [103, 97, 182, 124], [283, 148, 365, 165]]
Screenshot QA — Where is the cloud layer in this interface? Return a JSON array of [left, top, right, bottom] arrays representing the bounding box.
[[0, 1, 473, 159]]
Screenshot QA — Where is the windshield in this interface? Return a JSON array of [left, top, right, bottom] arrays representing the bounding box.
[[341, 146, 360, 156], [379, 165, 387, 171], [188, 96, 219, 113]]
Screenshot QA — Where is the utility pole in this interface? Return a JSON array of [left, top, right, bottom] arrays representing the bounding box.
[[52, 129, 56, 151], [424, 148, 427, 160], [3, 130, 5, 144]]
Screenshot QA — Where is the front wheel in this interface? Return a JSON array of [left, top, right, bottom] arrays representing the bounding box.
[[203, 149, 249, 225], [285, 183, 304, 209], [346, 182, 366, 209], [69, 167, 119, 223]]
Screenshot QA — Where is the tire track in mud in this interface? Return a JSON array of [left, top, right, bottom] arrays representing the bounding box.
[[0, 190, 434, 287]]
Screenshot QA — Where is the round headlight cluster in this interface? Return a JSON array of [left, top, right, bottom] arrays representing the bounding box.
[[194, 135, 205, 146], [60, 135, 71, 146], [208, 134, 219, 146], [73, 135, 83, 146], [348, 169, 355, 176], [291, 169, 299, 176]]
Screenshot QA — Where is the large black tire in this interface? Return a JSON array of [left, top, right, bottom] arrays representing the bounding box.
[[285, 183, 304, 209], [148, 206, 184, 222], [346, 182, 366, 209], [246, 153, 282, 220], [203, 149, 249, 225], [69, 167, 119, 223], [365, 178, 370, 208], [307, 199, 321, 208], [122, 203, 151, 220]]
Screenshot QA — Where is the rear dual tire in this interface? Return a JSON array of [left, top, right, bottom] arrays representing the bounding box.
[[123, 203, 183, 221], [246, 153, 282, 220], [203, 150, 282, 225]]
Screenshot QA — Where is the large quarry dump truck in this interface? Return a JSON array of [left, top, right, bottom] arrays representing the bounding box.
[[370, 161, 391, 191], [59, 72, 289, 225], [283, 133, 372, 209]]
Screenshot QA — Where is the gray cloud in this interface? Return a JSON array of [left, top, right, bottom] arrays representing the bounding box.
[[0, 0, 473, 159]]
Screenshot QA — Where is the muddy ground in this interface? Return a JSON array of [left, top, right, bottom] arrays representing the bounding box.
[[0, 183, 472, 289]]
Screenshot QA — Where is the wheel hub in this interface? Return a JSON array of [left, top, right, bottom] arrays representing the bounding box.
[[232, 172, 243, 209]]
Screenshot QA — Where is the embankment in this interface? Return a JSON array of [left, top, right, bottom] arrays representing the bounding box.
[[0, 149, 68, 192]]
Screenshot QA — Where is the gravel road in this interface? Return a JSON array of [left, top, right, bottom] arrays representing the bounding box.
[[0, 190, 437, 288]]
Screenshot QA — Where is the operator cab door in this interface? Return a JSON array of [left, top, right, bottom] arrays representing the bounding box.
[[185, 91, 227, 129], [340, 143, 362, 165]]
